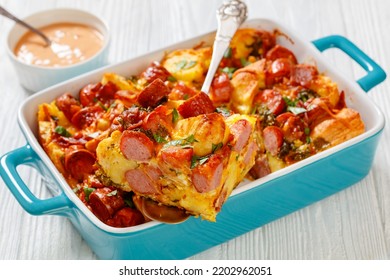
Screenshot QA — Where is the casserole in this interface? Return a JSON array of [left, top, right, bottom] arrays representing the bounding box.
[[0, 18, 386, 259]]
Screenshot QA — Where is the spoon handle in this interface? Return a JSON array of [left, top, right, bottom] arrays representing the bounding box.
[[201, 0, 247, 94], [0, 6, 51, 46]]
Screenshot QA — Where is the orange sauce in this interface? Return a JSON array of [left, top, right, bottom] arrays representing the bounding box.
[[14, 22, 104, 67]]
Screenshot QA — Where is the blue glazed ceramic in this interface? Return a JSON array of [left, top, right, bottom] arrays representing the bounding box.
[[0, 19, 386, 259]]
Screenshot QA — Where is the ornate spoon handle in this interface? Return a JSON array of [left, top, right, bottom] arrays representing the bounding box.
[[201, 0, 247, 94]]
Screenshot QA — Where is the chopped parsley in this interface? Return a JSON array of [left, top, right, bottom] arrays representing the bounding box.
[[172, 108, 179, 124], [153, 133, 168, 144], [221, 67, 237, 79], [216, 106, 232, 117], [190, 155, 210, 169], [106, 189, 118, 197], [167, 75, 177, 82], [212, 142, 223, 153], [240, 57, 251, 67], [176, 60, 197, 71], [287, 106, 307, 115], [54, 126, 71, 137], [163, 134, 198, 148], [83, 187, 96, 202]]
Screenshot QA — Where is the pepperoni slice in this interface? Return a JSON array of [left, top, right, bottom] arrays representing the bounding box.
[[137, 78, 170, 108], [120, 130, 154, 161], [88, 187, 125, 222], [64, 145, 96, 181], [263, 126, 284, 156], [177, 91, 215, 119], [229, 119, 252, 152]]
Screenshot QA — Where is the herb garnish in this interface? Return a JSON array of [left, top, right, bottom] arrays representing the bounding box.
[[172, 108, 179, 124], [176, 60, 197, 71], [221, 67, 237, 79], [224, 47, 232, 58], [107, 189, 118, 197], [83, 187, 96, 202], [54, 126, 72, 137], [163, 134, 198, 148]]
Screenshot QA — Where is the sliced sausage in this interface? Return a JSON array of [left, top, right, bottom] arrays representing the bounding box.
[[71, 105, 105, 129], [266, 45, 298, 64], [79, 83, 101, 107], [137, 78, 170, 108], [177, 91, 215, 119], [263, 126, 284, 156], [243, 140, 259, 165], [277, 113, 306, 142], [114, 90, 138, 108], [141, 62, 171, 83], [106, 207, 145, 227], [142, 105, 173, 135], [210, 72, 233, 103], [258, 89, 286, 115], [120, 130, 154, 161], [191, 154, 224, 193], [266, 58, 293, 85], [125, 166, 161, 195], [88, 187, 125, 222], [97, 81, 119, 102], [64, 145, 96, 181], [290, 64, 318, 87], [160, 146, 193, 169], [229, 119, 252, 152], [55, 93, 81, 122], [169, 81, 198, 100], [116, 106, 147, 131], [249, 153, 272, 179]]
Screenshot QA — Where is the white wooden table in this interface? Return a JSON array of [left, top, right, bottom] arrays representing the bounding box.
[[0, 0, 389, 260]]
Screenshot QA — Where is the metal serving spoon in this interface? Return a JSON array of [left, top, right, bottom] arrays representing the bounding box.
[[133, 195, 190, 224], [0, 6, 51, 46], [201, 0, 248, 94], [132, 1, 248, 225]]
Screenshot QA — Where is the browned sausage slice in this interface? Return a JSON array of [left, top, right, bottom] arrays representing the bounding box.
[[106, 207, 145, 227], [120, 130, 154, 161], [257, 89, 286, 115], [263, 126, 284, 156], [177, 91, 215, 119], [249, 153, 272, 179], [55, 93, 81, 122], [137, 78, 170, 108], [125, 166, 161, 195], [266, 45, 298, 64], [229, 119, 252, 152], [141, 62, 171, 83], [191, 155, 224, 193], [290, 64, 318, 87], [160, 146, 193, 169], [64, 145, 96, 181], [88, 187, 125, 222]]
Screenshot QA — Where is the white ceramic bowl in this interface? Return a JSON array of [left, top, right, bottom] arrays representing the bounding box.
[[7, 8, 110, 92]]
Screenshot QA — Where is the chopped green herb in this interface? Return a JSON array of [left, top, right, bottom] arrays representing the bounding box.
[[107, 189, 118, 197], [306, 136, 311, 144], [176, 60, 197, 71], [124, 197, 134, 208], [216, 106, 232, 117], [224, 47, 232, 58], [283, 96, 297, 107], [83, 187, 96, 202], [172, 108, 179, 124], [72, 186, 81, 193], [190, 155, 210, 169], [167, 75, 177, 82], [153, 133, 168, 144], [221, 67, 237, 79], [212, 142, 223, 153], [240, 57, 251, 67], [287, 106, 307, 115], [163, 134, 198, 148], [97, 101, 108, 111], [54, 126, 71, 137], [183, 94, 189, 100], [304, 127, 310, 135]]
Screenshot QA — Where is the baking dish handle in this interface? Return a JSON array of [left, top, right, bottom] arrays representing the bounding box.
[[0, 145, 73, 216], [312, 35, 386, 92]]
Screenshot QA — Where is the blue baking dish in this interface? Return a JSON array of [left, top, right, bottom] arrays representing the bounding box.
[[0, 19, 386, 259]]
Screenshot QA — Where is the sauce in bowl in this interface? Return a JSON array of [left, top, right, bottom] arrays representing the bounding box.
[[14, 22, 104, 67]]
